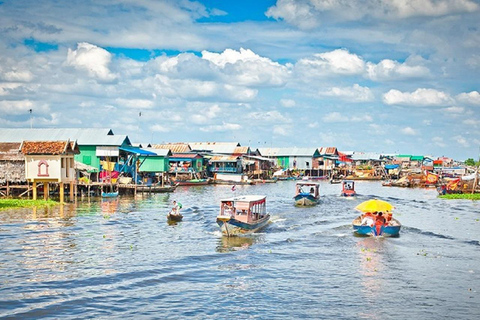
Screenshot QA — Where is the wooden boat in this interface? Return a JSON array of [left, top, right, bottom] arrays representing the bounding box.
[[294, 181, 320, 206], [352, 215, 401, 237], [330, 179, 342, 184], [102, 191, 118, 198], [341, 180, 356, 197], [216, 195, 270, 237], [175, 178, 210, 186], [136, 184, 177, 193], [167, 210, 183, 222]]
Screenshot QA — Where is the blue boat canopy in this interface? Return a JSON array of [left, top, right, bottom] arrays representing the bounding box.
[[385, 164, 400, 170], [119, 146, 157, 156]]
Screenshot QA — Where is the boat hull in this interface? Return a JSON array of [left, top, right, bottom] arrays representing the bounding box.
[[102, 191, 118, 198], [216, 215, 270, 236], [341, 190, 356, 197], [167, 212, 183, 222], [352, 217, 401, 237], [294, 194, 319, 206], [175, 179, 209, 186]]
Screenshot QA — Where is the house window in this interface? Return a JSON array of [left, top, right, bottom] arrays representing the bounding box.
[[38, 160, 49, 177]]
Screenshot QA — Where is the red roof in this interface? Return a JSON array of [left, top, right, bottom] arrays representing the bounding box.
[[21, 140, 79, 155]]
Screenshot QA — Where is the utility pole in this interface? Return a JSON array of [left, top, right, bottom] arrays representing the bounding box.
[[29, 109, 33, 128]]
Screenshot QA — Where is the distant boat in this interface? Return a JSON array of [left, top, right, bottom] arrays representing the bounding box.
[[136, 184, 177, 193], [102, 191, 119, 198], [216, 195, 270, 237], [341, 180, 356, 197], [294, 181, 320, 206], [175, 178, 210, 186]]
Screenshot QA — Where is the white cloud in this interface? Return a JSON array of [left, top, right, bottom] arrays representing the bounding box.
[[280, 99, 296, 108], [266, 0, 479, 29], [319, 84, 374, 102], [199, 122, 241, 132], [296, 49, 365, 76], [273, 125, 288, 136], [247, 110, 291, 123], [366, 56, 430, 81], [444, 106, 465, 113], [115, 98, 154, 109], [433, 137, 447, 147], [453, 135, 470, 147], [202, 48, 290, 86], [401, 127, 418, 135], [0, 100, 50, 116], [323, 112, 373, 123], [383, 88, 453, 107], [66, 42, 117, 82], [456, 91, 480, 105], [463, 119, 480, 126], [423, 120, 432, 126], [150, 124, 170, 133]]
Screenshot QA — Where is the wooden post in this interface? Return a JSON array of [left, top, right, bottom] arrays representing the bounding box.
[[43, 182, 49, 200], [472, 167, 479, 194], [6, 180, 9, 197], [33, 181, 37, 200], [70, 181, 74, 202], [60, 182, 64, 204]]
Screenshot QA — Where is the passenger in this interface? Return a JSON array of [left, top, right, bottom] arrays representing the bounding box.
[[172, 200, 182, 215], [361, 212, 375, 226], [385, 212, 393, 225], [310, 187, 315, 194], [374, 212, 386, 236]]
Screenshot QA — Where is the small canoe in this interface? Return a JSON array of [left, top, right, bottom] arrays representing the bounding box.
[[352, 215, 401, 237]]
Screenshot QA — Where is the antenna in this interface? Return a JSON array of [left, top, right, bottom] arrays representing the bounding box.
[[29, 109, 33, 128]]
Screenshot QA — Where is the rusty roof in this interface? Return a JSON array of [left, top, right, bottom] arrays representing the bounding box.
[[21, 140, 80, 155], [151, 143, 191, 153], [233, 146, 250, 155], [0, 142, 23, 161], [210, 155, 240, 162], [318, 147, 338, 155]]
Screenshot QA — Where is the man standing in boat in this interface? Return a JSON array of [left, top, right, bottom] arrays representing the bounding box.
[[172, 200, 182, 215]]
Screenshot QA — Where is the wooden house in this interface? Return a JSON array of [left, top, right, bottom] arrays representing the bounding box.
[[20, 140, 79, 202], [258, 147, 320, 171]]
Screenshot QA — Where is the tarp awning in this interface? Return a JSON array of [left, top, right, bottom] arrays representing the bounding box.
[[119, 146, 157, 156]]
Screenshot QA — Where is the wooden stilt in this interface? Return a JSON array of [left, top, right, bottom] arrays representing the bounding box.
[[33, 182, 37, 200], [70, 181, 74, 202], [60, 182, 64, 203], [43, 182, 49, 201]]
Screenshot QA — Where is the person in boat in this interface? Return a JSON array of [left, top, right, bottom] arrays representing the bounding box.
[[172, 200, 182, 215], [361, 212, 375, 226], [223, 202, 235, 217], [310, 187, 315, 194]]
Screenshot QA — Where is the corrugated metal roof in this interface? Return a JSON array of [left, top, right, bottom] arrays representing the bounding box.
[[189, 142, 240, 154], [0, 143, 23, 161], [143, 148, 171, 156], [352, 152, 382, 161], [0, 128, 129, 146], [152, 143, 191, 153], [318, 147, 338, 155], [268, 147, 318, 157], [170, 153, 203, 159], [257, 148, 280, 156], [210, 155, 240, 162], [233, 146, 249, 155]]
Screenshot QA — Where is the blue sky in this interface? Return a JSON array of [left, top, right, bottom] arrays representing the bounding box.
[[0, 0, 479, 160]]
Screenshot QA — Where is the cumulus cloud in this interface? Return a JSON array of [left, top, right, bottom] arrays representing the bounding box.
[[401, 127, 418, 135], [453, 135, 470, 147], [150, 124, 170, 133], [383, 88, 453, 107], [444, 106, 465, 113], [273, 125, 288, 136], [456, 91, 480, 105], [433, 137, 447, 147], [202, 48, 290, 86], [115, 98, 154, 109], [66, 42, 117, 82], [366, 56, 431, 81], [0, 100, 49, 116], [296, 49, 365, 77], [247, 110, 291, 123], [266, 0, 479, 29], [319, 84, 374, 102]]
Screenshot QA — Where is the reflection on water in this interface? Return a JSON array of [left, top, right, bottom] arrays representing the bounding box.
[[0, 181, 479, 319]]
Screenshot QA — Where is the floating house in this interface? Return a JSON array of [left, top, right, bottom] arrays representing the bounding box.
[[21, 140, 79, 202], [258, 147, 320, 171]]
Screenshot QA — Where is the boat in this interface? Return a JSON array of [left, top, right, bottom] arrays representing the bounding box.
[[167, 210, 183, 222], [102, 191, 119, 198], [175, 178, 210, 186], [341, 180, 356, 197], [135, 184, 177, 193], [352, 215, 401, 237], [330, 179, 342, 184], [294, 181, 320, 206], [216, 195, 270, 237], [352, 199, 401, 237]]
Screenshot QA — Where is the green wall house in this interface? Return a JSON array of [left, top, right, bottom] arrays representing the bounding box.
[[137, 148, 171, 172]]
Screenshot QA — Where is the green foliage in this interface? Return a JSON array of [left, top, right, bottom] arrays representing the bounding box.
[[0, 199, 58, 210], [439, 193, 480, 200], [464, 158, 480, 166]]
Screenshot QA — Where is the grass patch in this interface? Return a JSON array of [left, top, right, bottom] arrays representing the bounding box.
[[439, 193, 480, 200], [0, 198, 58, 210]]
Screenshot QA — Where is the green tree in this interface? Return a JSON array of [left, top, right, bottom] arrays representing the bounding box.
[[465, 158, 476, 166]]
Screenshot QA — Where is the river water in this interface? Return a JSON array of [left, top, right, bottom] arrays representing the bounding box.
[[0, 181, 479, 319]]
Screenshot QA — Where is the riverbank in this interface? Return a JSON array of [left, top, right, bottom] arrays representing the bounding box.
[[0, 199, 58, 210]]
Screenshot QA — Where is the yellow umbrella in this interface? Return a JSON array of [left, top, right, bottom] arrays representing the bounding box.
[[355, 199, 394, 213]]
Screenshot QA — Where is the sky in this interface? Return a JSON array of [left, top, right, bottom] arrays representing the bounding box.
[[0, 0, 479, 160]]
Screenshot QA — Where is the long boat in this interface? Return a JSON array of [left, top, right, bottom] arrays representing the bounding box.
[[352, 215, 401, 237], [136, 184, 177, 193], [167, 211, 183, 222], [101, 191, 119, 198], [340, 180, 356, 197], [175, 178, 210, 186], [216, 195, 270, 237], [294, 181, 320, 206]]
